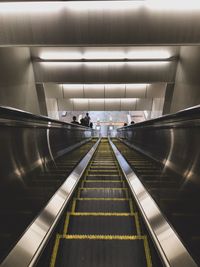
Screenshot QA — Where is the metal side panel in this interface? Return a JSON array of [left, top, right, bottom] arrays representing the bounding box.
[[1, 138, 101, 267], [109, 138, 197, 267]]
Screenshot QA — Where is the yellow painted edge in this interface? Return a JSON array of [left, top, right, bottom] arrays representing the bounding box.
[[79, 187, 128, 191], [49, 234, 61, 267], [88, 170, 120, 173], [84, 180, 122, 183], [79, 193, 127, 198], [63, 212, 70, 234], [90, 167, 117, 169], [72, 199, 76, 212], [91, 162, 116, 164], [135, 212, 141, 235], [87, 174, 120, 177], [77, 188, 81, 198], [129, 199, 134, 213], [61, 234, 146, 240], [76, 198, 130, 201], [143, 236, 153, 267], [69, 212, 135, 216]]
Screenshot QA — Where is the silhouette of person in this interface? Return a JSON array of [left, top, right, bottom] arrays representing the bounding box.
[[84, 113, 91, 127], [71, 116, 79, 125], [80, 118, 86, 126]]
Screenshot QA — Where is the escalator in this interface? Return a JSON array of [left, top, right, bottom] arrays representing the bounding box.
[[49, 139, 152, 267], [113, 139, 200, 266], [0, 139, 96, 263]]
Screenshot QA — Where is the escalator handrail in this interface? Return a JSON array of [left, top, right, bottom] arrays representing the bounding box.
[[1, 138, 101, 267], [0, 105, 91, 130], [109, 138, 197, 267], [117, 105, 200, 129]]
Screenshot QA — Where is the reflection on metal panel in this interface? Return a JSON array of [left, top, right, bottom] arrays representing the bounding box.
[[0, 106, 93, 263], [117, 106, 200, 185], [1, 138, 100, 267], [109, 138, 197, 267]]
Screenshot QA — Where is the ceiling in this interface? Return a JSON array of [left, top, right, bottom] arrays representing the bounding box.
[[34, 46, 175, 112], [32, 46, 178, 84], [2, 1, 198, 112], [0, 1, 200, 45], [44, 83, 166, 99]]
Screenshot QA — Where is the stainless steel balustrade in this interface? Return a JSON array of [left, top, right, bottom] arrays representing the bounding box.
[[1, 137, 101, 267], [117, 105, 200, 182], [0, 106, 96, 265], [109, 138, 197, 267]]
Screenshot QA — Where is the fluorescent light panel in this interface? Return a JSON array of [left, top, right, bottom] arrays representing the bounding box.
[[0, 1, 199, 14], [0, 1, 145, 14], [40, 49, 172, 61], [41, 61, 170, 67], [63, 83, 148, 89], [71, 98, 138, 101]]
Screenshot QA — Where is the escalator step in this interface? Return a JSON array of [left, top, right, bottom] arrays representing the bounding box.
[[74, 199, 132, 213], [83, 181, 124, 188], [52, 236, 150, 267], [86, 175, 121, 181], [79, 188, 127, 198], [88, 173, 119, 175], [64, 213, 139, 235], [90, 166, 117, 169], [91, 163, 116, 166]]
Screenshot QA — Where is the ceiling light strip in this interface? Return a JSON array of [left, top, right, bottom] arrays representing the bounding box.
[[37, 58, 176, 62]]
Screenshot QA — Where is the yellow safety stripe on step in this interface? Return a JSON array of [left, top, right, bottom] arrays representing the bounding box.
[[85, 177, 122, 181], [92, 162, 116, 164], [57, 230, 154, 267], [71, 197, 131, 212], [84, 180, 123, 183], [82, 181, 126, 188], [79, 187, 128, 190], [68, 212, 135, 216], [78, 187, 128, 197], [87, 174, 121, 177], [90, 165, 117, 167], [88, 170, 119, 173], [63, 212, 139, 234], [61, 234, 146, 240], [76, 198, 130, 201], [50, 234, 62, 267], [90, 164, 116, 165], [143, 236, 153, 267]]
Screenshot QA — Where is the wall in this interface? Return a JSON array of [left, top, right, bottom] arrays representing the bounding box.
[[170, 46, 200, 113], [163, 83, 174, 115], [36, 84, 48, 116], [0, 47, 40, 114], [150, 98, 165, 119], [46, 98, 59, 120]]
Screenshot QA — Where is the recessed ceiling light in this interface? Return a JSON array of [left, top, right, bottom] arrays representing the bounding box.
[[39, 49, 172, 61]]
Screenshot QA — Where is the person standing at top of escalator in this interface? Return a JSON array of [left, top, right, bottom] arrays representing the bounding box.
[[71, 116, 79, 125], [84, 112, 91, 127]]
